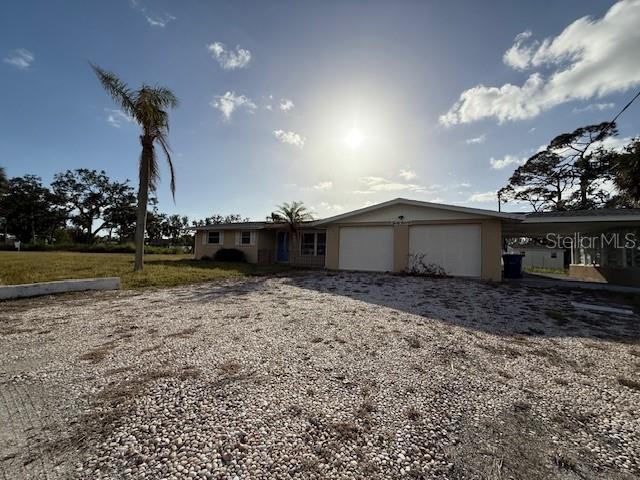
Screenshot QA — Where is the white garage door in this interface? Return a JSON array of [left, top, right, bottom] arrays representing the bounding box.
[[409, 224, 481, 277], [339, 226, 394, 272]]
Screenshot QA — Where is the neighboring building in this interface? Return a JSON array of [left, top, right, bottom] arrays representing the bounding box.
[[504, 209, 640, 287], [515, 246, 566, 271]]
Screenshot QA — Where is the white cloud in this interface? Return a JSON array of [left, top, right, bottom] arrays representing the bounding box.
[[211, 92, 256, 121], [399, 169, 417, 180], [4, 49, 34, 69], [105, 108, 133, 128], [459, 182, 472, 188], [468, 191, 498, 203], [489, 154, 526, 170], [502, 30, 536, 70], [318, 202, 344, 213], [465, 134, 487, 144], [587, 135, 636, 154], [130, 0, 175, 27], [207, 42, 252, 70], [273, 130, 306, 148], [572, 102, 615, 114], [355, 176, 425, 194], [440, 0, 640, 125], [145, 13, 176, 27], [279, 99, 295, 112], [312, 181, 333, 190]]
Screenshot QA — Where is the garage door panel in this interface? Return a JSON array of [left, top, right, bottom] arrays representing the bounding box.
[[409, 224, 481, 277], [339, 226, 394, 272]]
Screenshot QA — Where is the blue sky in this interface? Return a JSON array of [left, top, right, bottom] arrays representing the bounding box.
[[2, 0, 639, 221]]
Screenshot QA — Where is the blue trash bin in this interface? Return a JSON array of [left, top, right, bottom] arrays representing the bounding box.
[[502, 254, 524, 279]]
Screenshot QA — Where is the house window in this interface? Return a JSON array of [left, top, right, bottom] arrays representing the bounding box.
[[300, 232, 326, 256], [550, 252, 557, 259], [208, 231, 221, 244], [316, 233, 326, 255], [301, 233, 316, 255], [241, 231, 252, 245]]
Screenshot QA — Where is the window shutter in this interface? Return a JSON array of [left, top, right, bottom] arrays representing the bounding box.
[[235, 231, 240, 246], [250, 231, 256, 246], [202, 231, 207, 245], [219, 232, 224, 245]]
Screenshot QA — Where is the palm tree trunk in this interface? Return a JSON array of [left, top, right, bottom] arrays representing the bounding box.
[[134, 139, 152, 271]]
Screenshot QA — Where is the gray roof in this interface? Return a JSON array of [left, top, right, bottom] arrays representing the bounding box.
[[191, 220, 318, 231], [190, 222, 268, 231], [525, 208, 640, 218]]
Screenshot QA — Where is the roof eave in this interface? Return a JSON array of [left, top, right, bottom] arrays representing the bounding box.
[[314, 197, 524, 225]]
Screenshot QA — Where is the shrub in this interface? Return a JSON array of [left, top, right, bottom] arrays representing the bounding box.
[[213, 248, 247, 262], [405, 253, 448, 277]]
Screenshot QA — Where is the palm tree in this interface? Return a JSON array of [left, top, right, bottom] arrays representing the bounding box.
[[270, 201, 314, 257], [92, 64, 178, 271], [271, 201, 314, 229]]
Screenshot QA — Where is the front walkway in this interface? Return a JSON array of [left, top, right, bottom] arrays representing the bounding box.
[[507, 272, 640, 294]]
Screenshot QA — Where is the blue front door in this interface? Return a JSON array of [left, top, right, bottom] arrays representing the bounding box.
[[277, 231, 289, 262]]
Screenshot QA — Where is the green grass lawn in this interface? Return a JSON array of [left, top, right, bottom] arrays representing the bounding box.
[[523, 266, 569, 275], [0, 251, 288, 289]]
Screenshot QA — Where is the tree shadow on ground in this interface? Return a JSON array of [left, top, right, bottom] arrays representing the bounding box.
[[281, 271, 640, 343]]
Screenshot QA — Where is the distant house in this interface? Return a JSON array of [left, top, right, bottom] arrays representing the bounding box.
[[515, 245, 567, 271], [192, 199, 640, 286]]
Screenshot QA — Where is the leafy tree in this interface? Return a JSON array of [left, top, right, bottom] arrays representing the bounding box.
[[0, 167, 8, 240], [51, 169, 132, 242], [192, 214, 249, 226], [145, 199, 166, 242], [2, 175, 65, 243], [499, 150, 573, 212], [611, 138, 640, 207], [163, 214, 189, 243], [92, 64, 178, 271], [103, 186, 137, 241], [548, 122, 616, 209], [0, 167, 7, 193], [500, 122, 617, 211]]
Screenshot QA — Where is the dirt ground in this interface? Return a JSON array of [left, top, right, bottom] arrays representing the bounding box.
[[1, 272, 639, 479]]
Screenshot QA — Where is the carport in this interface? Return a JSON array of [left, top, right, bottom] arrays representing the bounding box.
[[503, 209, 640, 287]]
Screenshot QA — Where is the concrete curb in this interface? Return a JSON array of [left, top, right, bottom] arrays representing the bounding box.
[[0, 277, 121, 300]]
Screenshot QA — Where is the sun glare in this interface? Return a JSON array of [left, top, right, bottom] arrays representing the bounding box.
[[344, 128, 364, 149]]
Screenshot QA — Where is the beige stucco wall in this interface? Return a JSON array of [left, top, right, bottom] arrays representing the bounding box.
[[393, 224, 409, 272], [194, 229, 260, 263], [480, 219, 502, 282], [325, 226, 340, 270]]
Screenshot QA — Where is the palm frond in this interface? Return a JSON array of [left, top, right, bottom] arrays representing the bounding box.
[[90, 63, 136, 116], [156, 133, 176, 200], [148, 86, 179, 109]]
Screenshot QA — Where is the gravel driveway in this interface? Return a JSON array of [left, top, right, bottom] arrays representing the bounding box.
[[1, 272, 639, 480]]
